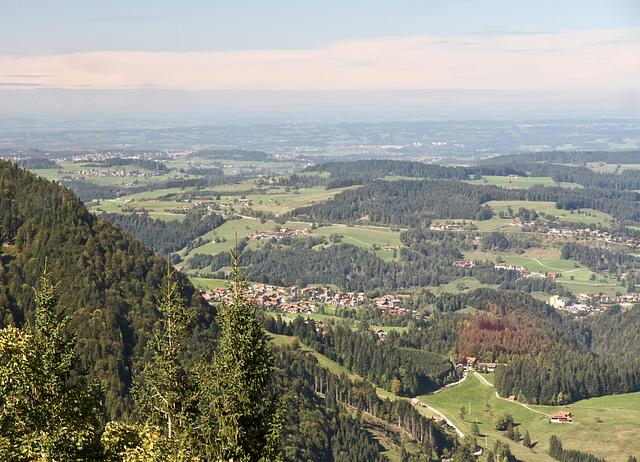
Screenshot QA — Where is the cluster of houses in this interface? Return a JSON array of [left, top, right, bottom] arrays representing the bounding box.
[[494, 263, 530, 274], [430, 223, 462, 231], [551, 292, 640, 314], [453, 260, 559, 279], [200, 283, 416, 318], [220, 198, 253, 207], [64, 168, 162, 180], [453, 260, 475, 268], [547, 227, 611, 238], [251, 228, 312, 240]]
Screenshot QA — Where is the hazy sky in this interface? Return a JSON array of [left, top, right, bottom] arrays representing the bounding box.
[[1, 0, 639, 116]]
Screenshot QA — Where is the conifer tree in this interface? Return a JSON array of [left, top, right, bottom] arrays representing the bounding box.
[[133, 265, 199, 449], [522, 430, 531, 449], [208, 244, 283, 462], [548, 434, 563, 460], [0, 270, 101, 461]]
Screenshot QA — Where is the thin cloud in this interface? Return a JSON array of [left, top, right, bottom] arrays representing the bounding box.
[[0, 82, 49, 87], [5, 74, 52, 78], [0, 27, 637, 93]]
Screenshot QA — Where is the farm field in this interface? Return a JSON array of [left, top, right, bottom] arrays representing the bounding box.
[[188, 277, 228, 291]]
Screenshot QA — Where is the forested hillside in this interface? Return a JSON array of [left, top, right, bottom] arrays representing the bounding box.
[[190, 232, 541, 292], [290, 178, 640, 226], [0, 160, 214, 419], [101, 209, 225, 256]]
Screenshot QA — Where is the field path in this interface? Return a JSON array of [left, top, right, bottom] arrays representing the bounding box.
[[530, 258, 564, 272], [473, 372, 550, 417], [425, 404, 465, 438], [344, 236, 370, 246]]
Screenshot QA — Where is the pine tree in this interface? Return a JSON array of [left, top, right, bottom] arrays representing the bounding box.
[[459, 405, 467, 421], [506, 422, 515, 441], [133, 265, 199, 450], [0, 270, 102, 461], [522, 430, 531, 449], [548, 434, 563, 460], [208, 244, 283, 462]]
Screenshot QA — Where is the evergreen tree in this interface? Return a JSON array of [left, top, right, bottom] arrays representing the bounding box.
[[133, 265, 199, 453], [522, 430, 531, 449], [0, 270, 101, 461], [208, 245, 283, 462], [506, 422, 515, 441], [548, 434, 563, 460]]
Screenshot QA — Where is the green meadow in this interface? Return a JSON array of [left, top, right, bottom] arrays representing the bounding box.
[[464, 175, 582, 190], [486, 201, 614, 225], [419, 372, 640, 462], [461, 248, 623, 296]]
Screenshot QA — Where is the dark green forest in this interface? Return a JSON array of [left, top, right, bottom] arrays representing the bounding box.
[[100, 209, 225, 256]]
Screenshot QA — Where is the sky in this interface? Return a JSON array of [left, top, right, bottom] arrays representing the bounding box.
[[1, 0, 639, 117]]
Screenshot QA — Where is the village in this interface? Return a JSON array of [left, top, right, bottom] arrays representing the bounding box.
[[200, 282, 416, 323], [201, 265, 640, 323]]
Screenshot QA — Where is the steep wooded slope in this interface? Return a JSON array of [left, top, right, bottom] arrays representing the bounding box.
[[0, 160, 214, 419]]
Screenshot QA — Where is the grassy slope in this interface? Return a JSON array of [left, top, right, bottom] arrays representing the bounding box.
[[419, 372, 640, 462]]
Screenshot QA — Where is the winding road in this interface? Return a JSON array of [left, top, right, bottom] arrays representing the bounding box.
[[474, 372, 550, 417]]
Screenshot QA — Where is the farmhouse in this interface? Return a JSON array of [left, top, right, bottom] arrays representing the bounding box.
[[453, 260, 475, 267], [550, 411, 573, 423]]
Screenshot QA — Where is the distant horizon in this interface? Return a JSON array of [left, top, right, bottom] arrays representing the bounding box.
[[1, 88, 639, 122], [3, 1, 638, 119]]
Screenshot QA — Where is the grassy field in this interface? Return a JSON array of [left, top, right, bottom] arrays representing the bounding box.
[[418, 372, 640, 462], [464, 176, 582, 190], [188, 277, 228, 291], [228, 185, 357, 215], [486, 201, 613, 225], [313, 224, 403, 260], [433, 277, 499, 294], [462, 245, 625, 297]]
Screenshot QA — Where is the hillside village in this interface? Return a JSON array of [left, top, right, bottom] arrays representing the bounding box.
[[200, 278, 640, 321], [201, 283, 415, 318]]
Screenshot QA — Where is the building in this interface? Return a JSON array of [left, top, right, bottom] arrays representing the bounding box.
[[550, 411, 573, 423]]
